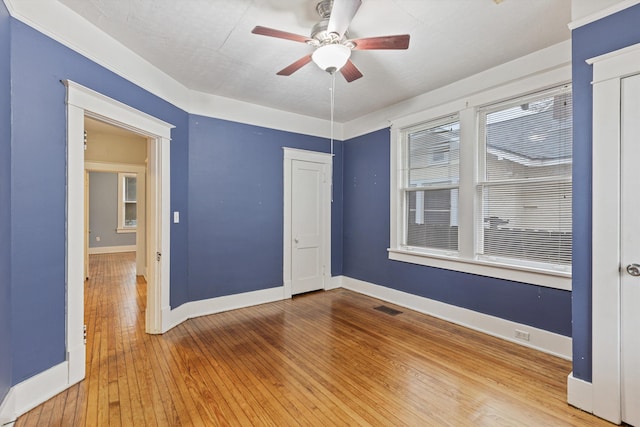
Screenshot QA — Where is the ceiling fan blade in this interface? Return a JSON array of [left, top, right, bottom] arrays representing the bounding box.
[[277, 54, 313, 76], [351, 34, 410, 50], [327, 0, 362, 39], [251, 26, 312, 44], [340, 60, 363, 83]]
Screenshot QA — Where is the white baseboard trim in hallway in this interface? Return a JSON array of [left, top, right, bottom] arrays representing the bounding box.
[[88, 245, 136, 254]]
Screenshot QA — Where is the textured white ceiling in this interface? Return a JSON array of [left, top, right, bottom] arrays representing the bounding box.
[[56, 0, 571, 122]]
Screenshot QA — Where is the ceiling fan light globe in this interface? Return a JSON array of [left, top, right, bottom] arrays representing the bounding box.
[[312, 44, 351, 73]]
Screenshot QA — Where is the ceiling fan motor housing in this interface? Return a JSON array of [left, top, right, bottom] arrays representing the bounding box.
[[311, 19, 344, 44]]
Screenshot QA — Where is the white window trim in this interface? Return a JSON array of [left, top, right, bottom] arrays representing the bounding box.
[[117, 172, 137, 233], [389, 72, 572, 291]]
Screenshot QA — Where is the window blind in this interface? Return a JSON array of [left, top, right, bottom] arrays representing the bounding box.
[[477, 86, 572, 268], [404, 118, 460, 251]]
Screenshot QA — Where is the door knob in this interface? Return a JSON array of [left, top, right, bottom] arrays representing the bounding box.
[[294, 238, 299, 244], [626, 263, 640, 277]]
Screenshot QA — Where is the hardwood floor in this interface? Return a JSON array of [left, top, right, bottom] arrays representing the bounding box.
[[16, 252, 610, 426]]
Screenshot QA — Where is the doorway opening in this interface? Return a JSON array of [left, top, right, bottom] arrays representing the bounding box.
[[64, 80, 174, 386], [84, 117, 148, 281]]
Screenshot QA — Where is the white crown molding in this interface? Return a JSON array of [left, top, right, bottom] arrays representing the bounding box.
[[189, 90, 343, 140], [343, 40, 572, 140], [568, 0, 640, 30], [4, 0, 190, 111], [342, 276, 572, 360], [3, 0, 338, 139], [4, 1, 572, 142]]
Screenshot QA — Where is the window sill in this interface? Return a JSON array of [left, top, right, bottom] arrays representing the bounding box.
[[387, 248, 571, 291], [116, 227, 136, 234]]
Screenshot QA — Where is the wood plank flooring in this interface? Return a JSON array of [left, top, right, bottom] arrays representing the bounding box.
[[16, 252, 610, 426]]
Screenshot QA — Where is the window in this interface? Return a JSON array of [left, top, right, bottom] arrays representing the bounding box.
[[478, 86, 572, 270], [117, 173, 137, 233], [390, 84, 572, 289], [402, 117, 460, 252]]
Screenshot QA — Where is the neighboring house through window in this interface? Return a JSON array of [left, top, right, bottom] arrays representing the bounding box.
[[390, 84, 572, 289], [403, 117, 460, 253]]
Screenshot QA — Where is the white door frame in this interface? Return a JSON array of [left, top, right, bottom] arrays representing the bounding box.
[[64, 80, 173, 385], [587, 42, 640, 424], [283, 148, 332, 299]]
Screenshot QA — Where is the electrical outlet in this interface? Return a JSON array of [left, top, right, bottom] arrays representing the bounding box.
[[515, 329, 530, 341], [96, 236, 101, 242]]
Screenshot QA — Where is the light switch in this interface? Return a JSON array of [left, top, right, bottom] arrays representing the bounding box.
[[173, 211, 180, 223]]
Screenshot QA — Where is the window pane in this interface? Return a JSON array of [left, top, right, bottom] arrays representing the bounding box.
[[125, 176, 137, 202], [478, 181, 572, 265], [124, 202, 137, 227], [479, 87, 572, 268], [484, 92, 572, 181], [406, 189, 458, 251], [408, 120, 459, 186]]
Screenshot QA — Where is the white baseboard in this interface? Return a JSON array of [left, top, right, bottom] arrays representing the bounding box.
[[567, 372, 593, 413], [67, 343, 86, 386], [88, 245, 136, 254], [0, 362, 70, 423], [326, 275, 343, 290], [342, 276, 572, 360], [0, 387, 16, 425], [164, 286, 286, 332], [2, 274, 573, 423]]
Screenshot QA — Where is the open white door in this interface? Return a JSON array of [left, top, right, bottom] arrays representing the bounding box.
[[620, 72, 640, 427], [283, 148, 332, 298]]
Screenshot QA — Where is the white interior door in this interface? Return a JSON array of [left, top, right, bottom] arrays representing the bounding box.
[[291, 159, 326, 295], [621, 72, 640, 427]]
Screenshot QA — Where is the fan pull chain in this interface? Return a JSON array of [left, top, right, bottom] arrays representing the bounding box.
[[330, 71, 336, 157], [330, 72, 336, 203]]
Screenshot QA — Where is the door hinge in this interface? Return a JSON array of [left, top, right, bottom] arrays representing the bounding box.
[[156, 252, 162, 262], [83, 324, 87, 345]]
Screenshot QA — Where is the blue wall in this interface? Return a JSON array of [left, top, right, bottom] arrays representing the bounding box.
[[571, 3, 640, 383], [88, 172, 136, 249], [0, 0, 12, 403], [343, 128, 572, 336], [187, 115, 343, 301], [12, 0, 638, 394], [5, 15, 344, 384], [9, 19, 190, 383]]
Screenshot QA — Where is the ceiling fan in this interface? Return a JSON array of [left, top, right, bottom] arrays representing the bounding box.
[[251, 0, 410, 82]]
